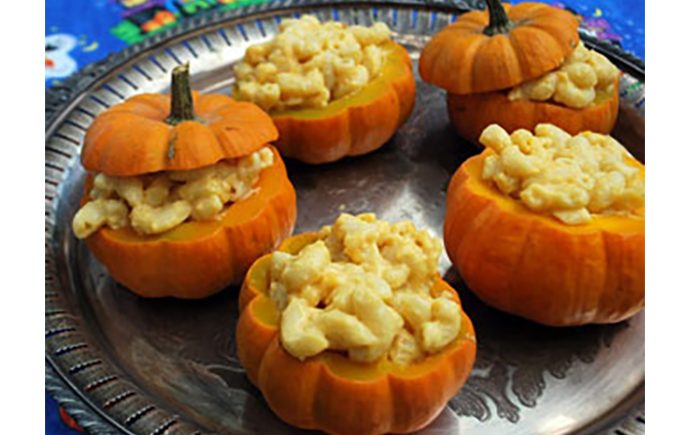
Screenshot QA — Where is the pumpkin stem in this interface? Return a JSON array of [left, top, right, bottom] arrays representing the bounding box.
[[166, 63, 195, 125], [483, 0, 513, 36]]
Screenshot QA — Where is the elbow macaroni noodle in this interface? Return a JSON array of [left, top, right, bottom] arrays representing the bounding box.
[[508, 42, 619, 108], [269, 213, 462, 365], [72, 147, 274, 238], [234, 15, 392, 112], [479, 124, 644, 225]]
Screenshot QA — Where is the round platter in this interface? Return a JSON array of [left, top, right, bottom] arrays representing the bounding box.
[[45, 1, 646, 434]]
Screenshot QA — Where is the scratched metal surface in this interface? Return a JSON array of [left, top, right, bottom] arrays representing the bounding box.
[[45, 2, 645, 434]]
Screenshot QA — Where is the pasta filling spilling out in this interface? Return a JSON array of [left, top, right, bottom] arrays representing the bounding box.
[[72, 147, 274, 238], [480, 123, 644, 225], [508, 42, 619, 109], [234, 15, 393, 112], [269, 213, 462, 365]]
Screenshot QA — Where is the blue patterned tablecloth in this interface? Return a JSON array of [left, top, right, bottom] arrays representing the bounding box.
[[45, 0, 644, 433], [45, 0, 643, 88]]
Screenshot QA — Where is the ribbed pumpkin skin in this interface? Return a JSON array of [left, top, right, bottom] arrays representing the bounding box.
[[236, 233, 476, 435], [419, 2, 579, 95], [82, 92, 279, 176], [444, 151, 644, 326], [85, 146, 297, 298], [270, 42, 416, 164], [446, 79, 620, 143]]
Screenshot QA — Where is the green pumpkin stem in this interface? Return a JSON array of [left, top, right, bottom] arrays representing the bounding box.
[[166, 63, 195, 126], [483, 0, 514, 36]]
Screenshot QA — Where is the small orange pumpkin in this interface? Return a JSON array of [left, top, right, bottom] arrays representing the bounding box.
[[420, 1, 619, 142], [255, 41, 415, 164], [443, 149, 644, 326], [419, 1, 579, 95], [236, 233, 477, 435], [79, 64, 297, 298]]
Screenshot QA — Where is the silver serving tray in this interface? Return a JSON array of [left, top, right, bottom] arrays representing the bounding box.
[[45, 1, 645, 434]]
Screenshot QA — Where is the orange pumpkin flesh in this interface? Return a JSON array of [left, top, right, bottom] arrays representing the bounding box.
[[84, 146, 296, 299], [236, 233, 477, 435], [444, 149, 644, 326], [269, 41, 416, 164], [419, 1, 580, 95], [446, 78, 620, 143]]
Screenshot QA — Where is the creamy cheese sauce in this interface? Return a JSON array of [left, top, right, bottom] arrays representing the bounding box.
[[480, 124, 644, 225], [269, 213, 462, 365], [508, 42, 619, 109], [72, 147, 274, 238], [234, 15, 392, 112]]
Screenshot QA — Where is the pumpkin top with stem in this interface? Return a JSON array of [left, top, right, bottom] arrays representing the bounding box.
[[419, 1, 580, 95], [81, 63, 279, 177], [483, 0, 514, 36], [165, 63, 197, 127]]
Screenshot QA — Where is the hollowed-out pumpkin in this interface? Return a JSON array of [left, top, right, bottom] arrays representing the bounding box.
[[236, 233, 477, 435], [443, 149, 644, 326], [419, 1, 619, 142], [79, 64, 297, 298], [267, 41, 415, 164]]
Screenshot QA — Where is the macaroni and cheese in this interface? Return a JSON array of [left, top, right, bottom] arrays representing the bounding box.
[[508, 42, 619, 109], [234, 15, 393, 112], [480, 124, 644, 225], [269, 213, 462, 365], [72, 147, 274, 238]]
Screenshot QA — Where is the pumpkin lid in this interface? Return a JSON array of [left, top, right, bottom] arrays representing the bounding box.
[[81, 64, 279, 176], [419, 1, 579, 95]]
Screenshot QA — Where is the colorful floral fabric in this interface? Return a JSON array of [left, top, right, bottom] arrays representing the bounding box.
[[45, 0, 643, 88]]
